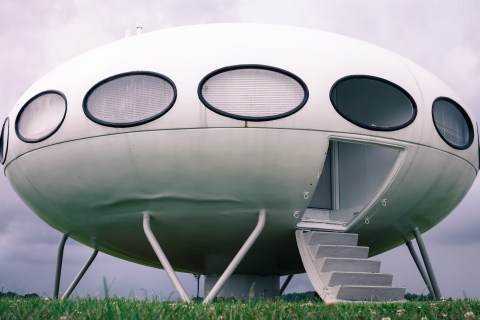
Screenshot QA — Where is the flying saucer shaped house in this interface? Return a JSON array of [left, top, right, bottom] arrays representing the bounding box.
[[1, 24, 478, 303]]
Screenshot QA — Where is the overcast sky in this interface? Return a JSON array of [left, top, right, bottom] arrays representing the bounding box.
[[1, 0, 479, 300]]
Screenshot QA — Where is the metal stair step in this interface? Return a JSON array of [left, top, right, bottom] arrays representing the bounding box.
[[305, 231, 358, 246], [314, 257, 381, 273], [330, 285, 406, 302], [319, 271, 393, 287], [295, 230, 405, 303], [309, 245, 369, 259]]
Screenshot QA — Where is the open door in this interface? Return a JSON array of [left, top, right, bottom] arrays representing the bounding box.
[[298, 140, 401, 229]]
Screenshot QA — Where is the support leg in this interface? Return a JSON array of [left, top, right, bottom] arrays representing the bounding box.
[[279, 274, 293, 295], [413, 227, 442, 299], [405, 240, 434, 297], [203, 209, 266, 303], [194, 274, 200, 299], [62, 249, 98, 299], [143, 213, 191, 303], [53, 234, 68, 299]]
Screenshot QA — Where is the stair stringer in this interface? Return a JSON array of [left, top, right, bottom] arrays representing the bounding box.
[[295, 230, 337, 303]]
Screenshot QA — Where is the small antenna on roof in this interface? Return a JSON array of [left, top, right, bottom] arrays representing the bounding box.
[[136, 23, 143, 35]]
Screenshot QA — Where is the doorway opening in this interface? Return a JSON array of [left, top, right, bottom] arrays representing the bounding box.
[[298, 140, 401, 229]]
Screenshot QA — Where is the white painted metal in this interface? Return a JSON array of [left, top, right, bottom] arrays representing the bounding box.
[[203, 209, 266, 303], [143, 213, 190, 303], [53, 234, 68, 299], [332, 141, 340, 210], [312, 245, 369, 259], [296, 230, 405, 302], [413, 227, 442, 299], [405, 239, 435, 297], [319, 272, 393, 287], [61, 249, 98, 300]]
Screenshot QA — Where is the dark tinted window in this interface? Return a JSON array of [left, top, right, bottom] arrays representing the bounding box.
[[330, 76, 416, 131]]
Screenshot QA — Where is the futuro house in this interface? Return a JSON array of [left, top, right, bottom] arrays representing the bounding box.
[[1, 24, 478, 303]]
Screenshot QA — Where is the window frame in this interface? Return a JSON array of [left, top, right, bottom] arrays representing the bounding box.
[[197, 64, 309, 122], [329, 75, 417, 131], [1, 117, 9, 164], [83, 71, 177, 128], [477, 123, 480, 170], [15, 90, 67, 143]]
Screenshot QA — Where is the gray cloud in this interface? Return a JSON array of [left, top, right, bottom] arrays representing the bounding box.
[[428, 188, 480, 246], [0, 0, 479, 299]]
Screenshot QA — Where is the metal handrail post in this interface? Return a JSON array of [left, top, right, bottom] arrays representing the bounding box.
[[61, 249, 98, 299], [203, 209, 266, 303], [53, 234, 68, 299], [413, 227, 442, 299], [143, 213, 191, 303]]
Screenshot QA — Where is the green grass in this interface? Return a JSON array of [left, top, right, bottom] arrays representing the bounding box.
[[0, 297, 479, 319]]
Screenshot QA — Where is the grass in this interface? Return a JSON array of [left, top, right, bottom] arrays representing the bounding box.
[[0, 297, 480, 320], [1, 297, 479, 319]]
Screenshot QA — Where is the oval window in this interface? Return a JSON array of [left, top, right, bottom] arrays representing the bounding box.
[[330, 76, 416, 131], [16, 91, 67, 143], [198, 65, 308, 121], [84, 72, 176, 127], [1, 118, 9, 164], [432, 97, 473, 149]]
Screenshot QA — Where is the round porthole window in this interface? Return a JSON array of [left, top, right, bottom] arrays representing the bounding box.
[[198, 65, 308, 121], [432, 97, 473, 150], [330, 75, 417, 131], [84, 72, 176, 127], [16, 91, 67, 143], [1, 118, 9, 164]]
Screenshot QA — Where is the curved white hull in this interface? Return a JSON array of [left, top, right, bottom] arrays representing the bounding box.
[[2, 24, 477, 276]]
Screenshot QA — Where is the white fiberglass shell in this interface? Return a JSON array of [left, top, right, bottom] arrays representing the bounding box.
[[3, 24, 478, 273]]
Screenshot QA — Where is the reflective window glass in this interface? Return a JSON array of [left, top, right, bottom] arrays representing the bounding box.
[[199, 65, 308, 121], [84, 72, 176, 127], [432, 97, 473, 149], [330, 76, 416, 131], [16, 91, 66, 143]]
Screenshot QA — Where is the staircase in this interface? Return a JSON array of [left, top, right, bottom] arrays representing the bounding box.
[[295, 230, 405, 303]]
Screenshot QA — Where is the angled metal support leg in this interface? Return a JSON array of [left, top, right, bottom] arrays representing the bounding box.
[[413, 227, 442, 299], [203, 209, 266, 303], [279, 274, 293, 295], [62, 249, 98, 299], [143, 213, 191, 303], [405, 240, 435, 297], [53, 234, 68, 299]]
